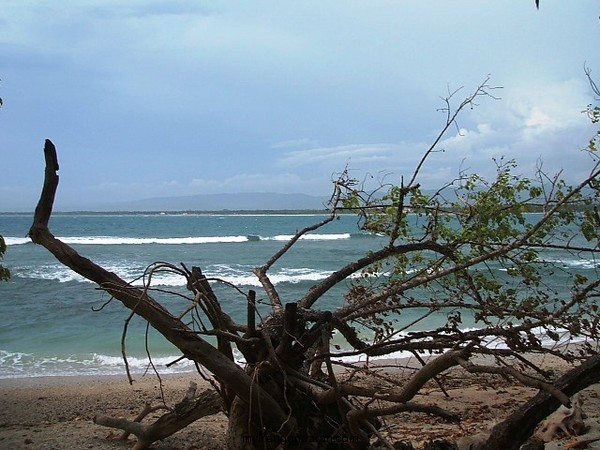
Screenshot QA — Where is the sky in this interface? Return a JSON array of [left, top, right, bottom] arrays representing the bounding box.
[[0, 1, 599, 211]]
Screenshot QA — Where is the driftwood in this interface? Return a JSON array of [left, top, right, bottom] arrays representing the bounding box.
[[483, 354, 600, 450], [94, 382, 222, 450], [457, 392, 592, 450], [534, 394, 586, 442]]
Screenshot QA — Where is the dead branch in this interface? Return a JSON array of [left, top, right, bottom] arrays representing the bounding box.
[[254, 216, 339, 313], [317, 348, 470, 405], [29, 140, 297, 437], [456, 357, 571, 406], [118, 402, 169, 441], [94, 383, 222, 450], [346, 402, 460, 425]]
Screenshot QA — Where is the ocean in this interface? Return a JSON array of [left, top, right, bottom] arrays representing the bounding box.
[[0, 212, 595, 378]]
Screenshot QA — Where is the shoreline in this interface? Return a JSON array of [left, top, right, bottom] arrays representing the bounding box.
[[0, 372, 197, 388], [2, 359, 600, 449]]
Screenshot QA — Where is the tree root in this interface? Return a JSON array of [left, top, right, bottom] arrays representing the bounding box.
[[94, 382, 222, 450]]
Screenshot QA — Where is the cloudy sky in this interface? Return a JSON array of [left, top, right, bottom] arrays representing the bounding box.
[[1, 1, 599, 210]]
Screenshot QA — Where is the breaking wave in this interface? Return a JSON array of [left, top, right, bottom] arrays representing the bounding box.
[[5, 233, 353, 246]]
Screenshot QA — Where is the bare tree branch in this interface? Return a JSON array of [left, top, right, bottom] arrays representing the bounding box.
[[28, 139, 297, 438]]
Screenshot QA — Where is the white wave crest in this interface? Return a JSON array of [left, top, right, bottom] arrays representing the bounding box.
[[144, 266, 333, 287], [0, 350, 199, 378], [17, 261, 332, 287], [542, 258, 599, 270], [3, 233, 352, 246], [57, 235, 249, 245], [4, 237, 31, 246]]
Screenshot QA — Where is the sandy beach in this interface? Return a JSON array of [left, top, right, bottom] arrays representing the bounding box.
[[0, 374, 228, 450], [1, 362, 600, 450]]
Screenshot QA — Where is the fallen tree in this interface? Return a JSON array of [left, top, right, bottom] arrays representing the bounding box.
[[29, 79, 600, 449]]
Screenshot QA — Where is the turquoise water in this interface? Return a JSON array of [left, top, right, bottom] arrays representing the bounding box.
[[0, 213, 384, 377], [0, 212, 596, 378]]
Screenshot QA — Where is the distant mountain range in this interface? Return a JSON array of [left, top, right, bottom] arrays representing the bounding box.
[[82, 192, 331, 212]]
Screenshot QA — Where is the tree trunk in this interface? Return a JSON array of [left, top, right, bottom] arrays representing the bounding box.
[[225, 371, 371, 450]]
